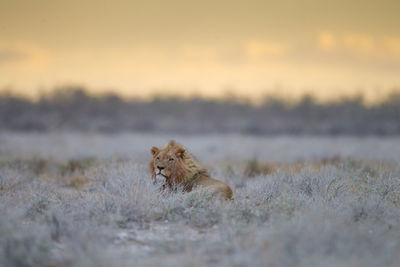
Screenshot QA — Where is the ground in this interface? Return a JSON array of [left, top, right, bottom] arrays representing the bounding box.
[[0, 133, 399, 266]]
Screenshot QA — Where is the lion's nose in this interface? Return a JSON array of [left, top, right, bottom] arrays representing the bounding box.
[[157, 166, 165, 171]]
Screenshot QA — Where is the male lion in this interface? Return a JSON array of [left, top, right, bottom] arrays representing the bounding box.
[[149, 141, 233, 200]]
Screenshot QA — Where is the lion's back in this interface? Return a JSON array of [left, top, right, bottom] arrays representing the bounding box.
[[194, 175, 233, 200]]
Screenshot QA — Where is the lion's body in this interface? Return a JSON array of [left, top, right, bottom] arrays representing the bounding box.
[[149, 141, 233, 200]]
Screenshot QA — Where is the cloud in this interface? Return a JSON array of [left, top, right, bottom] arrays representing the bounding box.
[[383, 37, 400, 57], [244, 40, 288, 59], [315, 31, 400, 62], [317, 31, 376, 55], [0, 48, 26, 64], [317, 31, 338, 51], [0, 42, 49, 70], [343, 33, 375, 55], [140, 41, 290, 66]]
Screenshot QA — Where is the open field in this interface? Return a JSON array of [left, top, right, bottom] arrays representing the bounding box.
[[1, 133, 400, 266]]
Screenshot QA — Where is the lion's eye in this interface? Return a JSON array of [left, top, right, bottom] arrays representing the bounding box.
[[156, 157, 160, 160], [169, 158, 174, 161]]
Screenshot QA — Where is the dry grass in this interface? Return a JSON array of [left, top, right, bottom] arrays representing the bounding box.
[[243, 156, 343, 177], [0, 133, 400, 267]]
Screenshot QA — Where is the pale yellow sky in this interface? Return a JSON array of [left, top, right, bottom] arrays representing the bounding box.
[[1, 0, 400, 102]]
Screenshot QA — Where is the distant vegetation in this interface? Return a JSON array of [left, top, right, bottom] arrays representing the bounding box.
[[1, 87, 399, 135]]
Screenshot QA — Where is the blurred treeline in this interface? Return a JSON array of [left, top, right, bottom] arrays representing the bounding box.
[[1, 87, 399, 135]]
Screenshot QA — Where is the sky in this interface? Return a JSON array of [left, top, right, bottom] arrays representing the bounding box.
[[1, 0, 400, 102]]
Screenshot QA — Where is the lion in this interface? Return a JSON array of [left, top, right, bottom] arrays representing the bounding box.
[[149, 141, 233, 200]]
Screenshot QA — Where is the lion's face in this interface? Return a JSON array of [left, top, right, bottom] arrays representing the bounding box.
[[149, 141, 186, 185]]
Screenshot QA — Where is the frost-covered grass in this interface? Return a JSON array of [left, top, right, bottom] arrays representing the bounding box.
[[0, 133, 400, 267]]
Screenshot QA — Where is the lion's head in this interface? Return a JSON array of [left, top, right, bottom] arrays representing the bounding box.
[[149, 140, 186, 186], [149, 140, 207, 187]]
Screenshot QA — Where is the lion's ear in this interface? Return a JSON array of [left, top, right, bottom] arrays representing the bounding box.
[[175, 146, 185, 158], [150, 146, 160, 156]]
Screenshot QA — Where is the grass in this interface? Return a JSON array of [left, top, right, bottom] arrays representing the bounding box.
[[0, 133, 400, 266]]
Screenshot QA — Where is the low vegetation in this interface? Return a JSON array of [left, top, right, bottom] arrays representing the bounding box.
[[0, 134, 399, 266]]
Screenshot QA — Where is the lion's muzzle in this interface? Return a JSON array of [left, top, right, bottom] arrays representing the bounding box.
[[155, 172, 167, 184]]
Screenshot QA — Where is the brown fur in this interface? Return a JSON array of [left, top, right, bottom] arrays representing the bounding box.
[[149, 141, 233, 200]]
